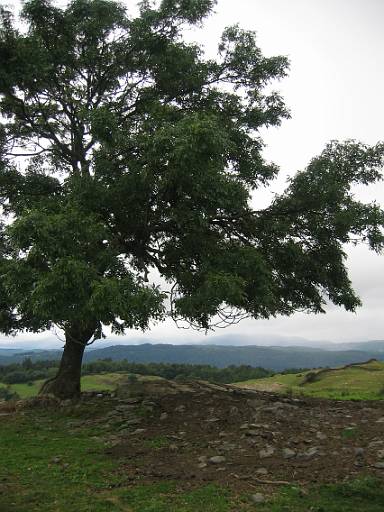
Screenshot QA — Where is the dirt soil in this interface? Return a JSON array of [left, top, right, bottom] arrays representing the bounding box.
[[97, 379, 384, 492]]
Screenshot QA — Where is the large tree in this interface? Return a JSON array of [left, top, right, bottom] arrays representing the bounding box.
[[0, 0, 383, 399]]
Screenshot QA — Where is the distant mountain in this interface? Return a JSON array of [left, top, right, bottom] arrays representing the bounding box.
[[333, 340, 384, 353], [0, 350, 61, 365], [0, 348, 28, 356], [81, 344, 384, 371], [1, 342, 384, 371], [198, 334, 326, 347]]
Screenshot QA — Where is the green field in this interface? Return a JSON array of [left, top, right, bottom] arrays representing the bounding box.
[[0, 373, 128, 399], [236, 359, 384, 400], [1, 397, 384, 511]]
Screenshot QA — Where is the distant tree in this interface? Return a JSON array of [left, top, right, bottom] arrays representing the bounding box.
[[22, 357, 33, 370], [0, 0, 383, 399]]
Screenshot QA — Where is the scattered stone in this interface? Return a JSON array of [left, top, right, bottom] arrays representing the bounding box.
[[198, 462, 208, 469], [259, 446, 275, 458], [118, 418, 141, 428], [373, 462, 384, 469], [316, 432, 327, 441], [354, 448, 365, 456], [302, 447, 319, 459], [245, 430, 260, 437], [160, 412, 168, 421], [208, 456, 226, 465], [169, 444, 178, 452], [51, 457, 61, 464], [255, 467, 268, 475], [130, 428, 147, 435], [377, 450, 384, 459], [219, 442, 237, 452], [142, 400, 157, 407], [175, 405, 186, 412], [375, 417, 384, 423], [368, 440, 384, 448], [282, 448, 296, 459], [250, 493, 266, 504]]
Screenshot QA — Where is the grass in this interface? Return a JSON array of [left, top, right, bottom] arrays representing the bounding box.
[[236, 359, 384, 400], [0, 372, 128, 399], [256, 477, 384, 512], [1, 403, 384, 511]]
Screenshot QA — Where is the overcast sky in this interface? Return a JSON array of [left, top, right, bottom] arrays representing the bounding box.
[[1, 0, 384, 348]]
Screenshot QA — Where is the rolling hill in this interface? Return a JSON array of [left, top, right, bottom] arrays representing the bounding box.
[[236, 359, 384, 400]]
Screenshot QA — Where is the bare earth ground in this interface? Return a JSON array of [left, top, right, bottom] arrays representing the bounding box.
[[94, 379, 384, 493], [2, 377, 384, 501]]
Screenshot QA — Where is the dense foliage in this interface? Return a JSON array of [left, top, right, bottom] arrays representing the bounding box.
[[0, 0, 383, 397], [0, 357, 275, 385]]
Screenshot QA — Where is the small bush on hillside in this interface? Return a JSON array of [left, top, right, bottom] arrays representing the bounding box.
[[0, 386, 20, 401]]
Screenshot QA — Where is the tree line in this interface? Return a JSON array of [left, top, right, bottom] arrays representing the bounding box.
[[0, 357, 307, 387]]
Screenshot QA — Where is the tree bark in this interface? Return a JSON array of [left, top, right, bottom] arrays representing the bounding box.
[[40, 322, 95, 400]]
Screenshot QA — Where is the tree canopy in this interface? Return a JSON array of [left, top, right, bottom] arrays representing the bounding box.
[[0, 0, 383, 397]]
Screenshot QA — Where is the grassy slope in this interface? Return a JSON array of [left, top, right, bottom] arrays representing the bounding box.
[[1, 401, 384, 511], [0, 373, 128, 399], [236, 360, 384, 400]]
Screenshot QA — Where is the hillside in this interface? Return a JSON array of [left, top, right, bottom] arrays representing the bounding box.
[[236, 359, 384, 400], [1, 379, 384, 511]]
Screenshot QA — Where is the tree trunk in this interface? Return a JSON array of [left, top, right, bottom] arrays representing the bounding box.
[[40, 323, 95, 400]]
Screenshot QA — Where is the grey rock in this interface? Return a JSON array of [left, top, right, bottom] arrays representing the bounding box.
[[250, 493, 265, 504], [245, 430, 260, 437], [368, 440, 384, 448], [130, 428, 147, 435], [118, 418, 141, 428], [160, 412, 168, 421], [175, 405, 186, 412], [302, 447, 319, 459], [256, 467, 268, 475], [373, 462, 384, 469], [376, 417, 384, 423], [377, 450, 384, 459], [282, 448, 296, 459], [209, 456, 226, 464], [259, 446, 275, 458], [354, 448, 364, 457], [219, 442, 237, 452]]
